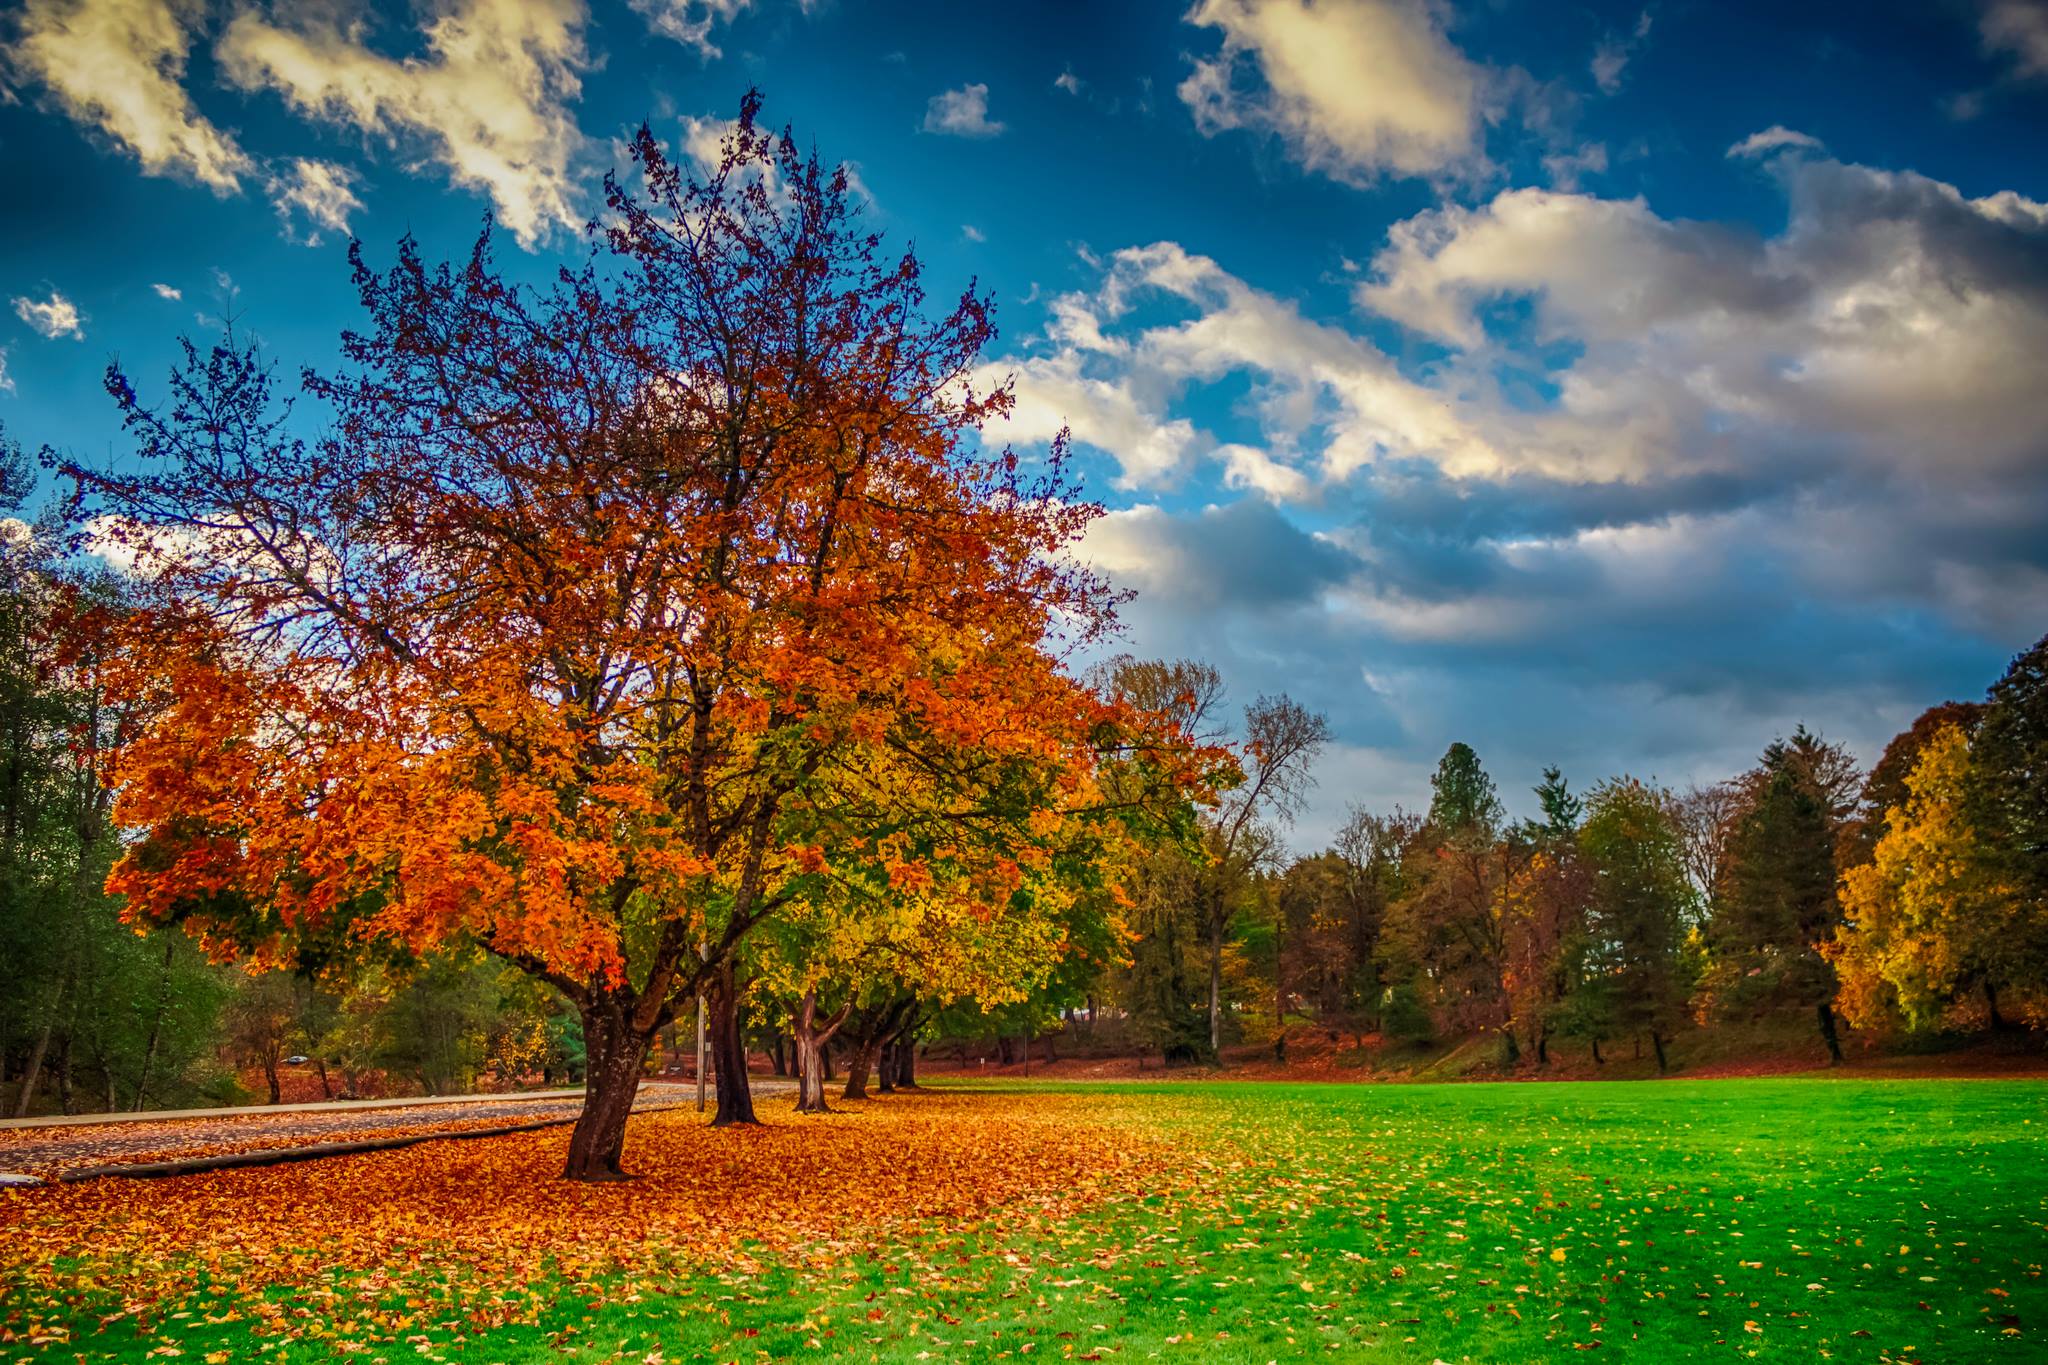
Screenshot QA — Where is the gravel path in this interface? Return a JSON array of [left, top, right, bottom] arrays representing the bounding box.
[[0, 1080, 791, 1178]]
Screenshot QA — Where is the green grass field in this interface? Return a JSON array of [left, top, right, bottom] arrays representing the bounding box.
[[6, 1078, 2044, 1363]]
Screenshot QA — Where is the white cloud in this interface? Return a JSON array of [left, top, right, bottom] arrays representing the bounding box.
[[977, 350, 1199, 489], [962, 224, 986, 243], [922, 82, 1004, 137], [1357, 160, 2048, 487], [1726, 125, 1823, 159], [218, 0, 591, 248], [1054, 67, 1083, 96], [984, 239, 1497, 494], [1178, 0, 1481, 183], [12, 290, 84, 339], [629, 0, 754, 58], [151, 281, 181, 300], [990, 150, 2048, 703], [0, 349, 12, 395], [4, 0, 253, 192], [1980, 0, 2048, 79], [1541, 141, 1607, 191], [268, 157, 363, 244], [1590, 10, 1652, 94]]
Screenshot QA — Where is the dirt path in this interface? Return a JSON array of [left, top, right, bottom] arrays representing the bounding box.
[[0, 1079, 795, 1179]]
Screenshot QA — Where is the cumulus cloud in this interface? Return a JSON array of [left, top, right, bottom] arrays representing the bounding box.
[[921, 82, 1004, 137], [1177, 0, 1482, 183], [994, 149, 2048, 836], [629, 0, 754, 58], [1360, 160, 2048, 487], [978, 349, 1200, 489], [1980, 0, 2048, 79], [1081, 498, 1359, 611], [0, 350, 12, 395], [267, 157, 362, 244], [3, 0, 253, 192], [981, 239, 1497, 493], [151, 281, 181, 300], [1726, 125, 1824, 159], [12, 290, 84, 339], [217, 0, 591, 248]]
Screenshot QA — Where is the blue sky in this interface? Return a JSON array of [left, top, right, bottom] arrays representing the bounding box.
[[3, 0, 2046, 847]]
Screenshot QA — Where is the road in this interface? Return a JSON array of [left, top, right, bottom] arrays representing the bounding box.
[[0, 1079, 795, 1180]]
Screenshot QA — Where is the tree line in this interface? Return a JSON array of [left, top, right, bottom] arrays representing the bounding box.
[[1063, 639, 2048, 1072]]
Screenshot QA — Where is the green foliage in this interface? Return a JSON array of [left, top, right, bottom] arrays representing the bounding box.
[[1427, 741, 1504, 837], [1577, 778, 1697, 1068], [1702, 737, 1844, 1048], [1969, 631, 2048, 912]]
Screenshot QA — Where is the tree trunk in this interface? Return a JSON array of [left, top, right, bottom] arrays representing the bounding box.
[[1815, 1000, 1843, 1064], [841, 1039, 879, 1100], [900, 1041, 919, 1089], [792, 990, 850, 1114], [706, 961, 758, 1127], [13, 1011, 55, 1118], [131, 939, 177, 1111], [877, 1040, 898, 1093], [768, 1034, 788, 1077], [55, 1033, 73, 1115], [563, 997, 653, 1181], [1499, 1026, 1520, 1067], [314, 1058, 332, 1099], [1207, 902, 1224, 1059], [1590, 1037, 1604, 1065], [1985, 979, 2008, 1031], [1650, 1031, 1669, 1074], [1535, 1027, 1549, 1067], [262, 1049, 281, 1105]]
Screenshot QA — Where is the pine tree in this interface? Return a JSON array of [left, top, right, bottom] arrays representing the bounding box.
[[1708, 741, 1847, 1060]]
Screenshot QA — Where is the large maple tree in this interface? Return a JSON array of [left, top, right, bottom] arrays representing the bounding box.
[[69, 97, 1197, 1179]]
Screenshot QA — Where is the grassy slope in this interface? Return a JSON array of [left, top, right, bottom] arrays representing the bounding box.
[[10, 1078, 2045, 1364]]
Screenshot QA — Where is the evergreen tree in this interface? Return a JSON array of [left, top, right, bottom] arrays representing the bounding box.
[[1428, 742, 1504, 836], [1970, 632, 2048, 919], [1534, 766, 1584, 839], [1707, 740, 1847, 1060]]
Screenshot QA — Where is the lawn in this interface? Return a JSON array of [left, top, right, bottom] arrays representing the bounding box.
[[3, 1078, 2042, 1363]]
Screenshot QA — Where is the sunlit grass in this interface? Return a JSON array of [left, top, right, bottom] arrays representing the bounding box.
[[5, 1078, 2042, 1362]]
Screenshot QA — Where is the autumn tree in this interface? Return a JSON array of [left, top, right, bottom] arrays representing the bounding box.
[[219, 970, 298, 1105], [1669, 780, 1741, 906], [1385, 743, 1521, 1061], [1499, 770, 1590, 1063], [1834, 726, 2032, 1031], [69, 97, 1172, 1177], [1325, 807, 1418, 1034], [1839, 702, 1986, 871], [1195, 696, 1327, 1057]]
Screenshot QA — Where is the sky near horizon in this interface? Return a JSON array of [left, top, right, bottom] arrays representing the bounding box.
[[2, 0, 2046, 848]]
